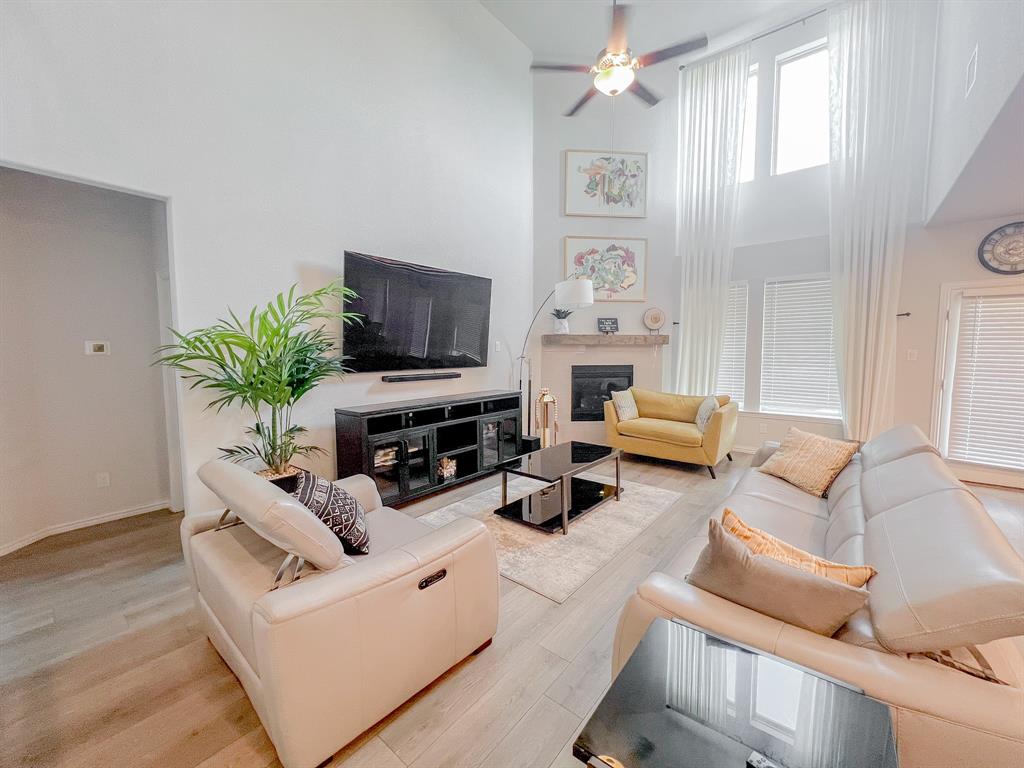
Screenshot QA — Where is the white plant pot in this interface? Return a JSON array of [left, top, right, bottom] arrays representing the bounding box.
[[553, 318, 570, 334]]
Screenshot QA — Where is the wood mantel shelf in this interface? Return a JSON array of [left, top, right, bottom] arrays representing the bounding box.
[[541, 334, 670, 346]]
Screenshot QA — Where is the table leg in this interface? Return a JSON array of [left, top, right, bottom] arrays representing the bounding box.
[[560, 475, 570, 535], [501, 471, 507, 507], [615, 454, 621, 501]]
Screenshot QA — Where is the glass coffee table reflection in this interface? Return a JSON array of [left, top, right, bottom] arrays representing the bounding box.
[[574, 618, 898, 768], [494, 441, 622, 535]]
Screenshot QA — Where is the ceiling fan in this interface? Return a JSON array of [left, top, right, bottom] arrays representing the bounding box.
[[531, 0, 709, 116]]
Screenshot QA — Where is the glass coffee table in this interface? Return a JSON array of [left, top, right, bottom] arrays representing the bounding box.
[[574, 618, 898, 768], [494, 441, 622, 535]]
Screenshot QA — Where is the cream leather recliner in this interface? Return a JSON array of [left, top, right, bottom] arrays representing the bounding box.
[[180, 460, 499, 768], [613, 425, 1024, 767]]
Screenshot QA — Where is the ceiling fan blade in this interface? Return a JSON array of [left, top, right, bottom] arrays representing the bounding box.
[[531, 63, 593, 73], [608, 1, 631, 54], [637, 34, 709, 67], [565, 87, 598, 117], [629, 79, 661, 107]]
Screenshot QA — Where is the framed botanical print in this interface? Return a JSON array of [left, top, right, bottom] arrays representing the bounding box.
[[564, 149, 647, 218], [564, 236, 647, 302]]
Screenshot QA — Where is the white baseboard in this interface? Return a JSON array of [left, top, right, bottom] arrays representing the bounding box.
[[0, 499, 171, 558], [731, 445, 758, 454]]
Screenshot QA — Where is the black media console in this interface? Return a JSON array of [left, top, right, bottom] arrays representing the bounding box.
[[335, 390, 522, 506]]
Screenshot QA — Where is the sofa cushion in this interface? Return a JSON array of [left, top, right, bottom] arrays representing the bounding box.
[[859, 423, 937, 469], [630, 387, 729, 423], [826, 455, 862, 514], [687, 518, 869, 636], [712, 498, 829, 556], [731, 470, 829, 519], [292, 470, 370, 555], [864, 488, 1024, 653], [357, 507, 432, 557], [198, 459, 346, 571], [617, 417, 703, 447], [860, 451, 964, 519], [758, 427, 859, 497]]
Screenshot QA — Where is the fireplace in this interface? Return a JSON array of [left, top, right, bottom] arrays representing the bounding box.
[[571, 364, 634, 421]]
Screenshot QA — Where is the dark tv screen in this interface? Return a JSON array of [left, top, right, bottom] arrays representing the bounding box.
[[342, 251, 492, 373]]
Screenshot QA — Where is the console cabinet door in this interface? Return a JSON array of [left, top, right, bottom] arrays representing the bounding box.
[[369, 436, 403, 503], [402, 430, 434, 496], [481, 414, 520, 468]]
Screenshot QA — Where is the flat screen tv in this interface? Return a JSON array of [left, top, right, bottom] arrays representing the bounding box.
[[342, 251, 492, 373]]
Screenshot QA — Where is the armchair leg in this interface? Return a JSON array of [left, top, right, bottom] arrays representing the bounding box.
[[707, 465, 717, 479], [727, 453, 733, 461]]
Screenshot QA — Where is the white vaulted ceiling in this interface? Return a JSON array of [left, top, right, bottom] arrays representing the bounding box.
[[481, 0, 821, 62]]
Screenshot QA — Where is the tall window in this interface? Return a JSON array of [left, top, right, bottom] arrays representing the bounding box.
[[717, 282, 749, 407], [773, 42, 829, 175], [761, 277, 840, 417], [739, 67, 758, 183], [938, 287, 1024, 470]]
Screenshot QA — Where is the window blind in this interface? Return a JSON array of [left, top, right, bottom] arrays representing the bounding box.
[[717, 282, 748, 407], [761, 277, 841, 417], [946, 290, 1024, 470]]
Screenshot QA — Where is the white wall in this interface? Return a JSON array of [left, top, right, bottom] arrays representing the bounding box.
[[532, 63, 679, 340], [925, 0, 1024, 221], [0, 169, 171, 553], [1, 0, 534, 513], [894, 213, 1024, 439]]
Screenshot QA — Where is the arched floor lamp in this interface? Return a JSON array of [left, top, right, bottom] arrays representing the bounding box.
[[517, 278, 594, 434]]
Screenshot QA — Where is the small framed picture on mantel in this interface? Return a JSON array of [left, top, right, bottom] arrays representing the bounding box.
[[564, 150, 647, 218]]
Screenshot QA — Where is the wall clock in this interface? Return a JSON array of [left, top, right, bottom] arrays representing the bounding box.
[[978, 221, 1024, 275]]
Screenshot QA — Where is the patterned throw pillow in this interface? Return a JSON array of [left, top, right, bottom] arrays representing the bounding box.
[[695, 396, 718, 432], [292, 470, 370, 555], [758, 427, 859, 497], [721, 509, 876, 587], [611, 388, 639, 421]]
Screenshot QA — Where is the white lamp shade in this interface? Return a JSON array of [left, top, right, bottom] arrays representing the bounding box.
[[554, 278, 594, 309]]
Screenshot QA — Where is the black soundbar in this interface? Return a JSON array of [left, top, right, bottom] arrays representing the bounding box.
[[381, 372, 463, 383]]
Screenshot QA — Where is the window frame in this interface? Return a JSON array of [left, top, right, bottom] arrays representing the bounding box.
[[758, 272, 842, 420], [739, 64, 759, 184], [931, 279, 1024, 486], [770, 37, 829, 177]]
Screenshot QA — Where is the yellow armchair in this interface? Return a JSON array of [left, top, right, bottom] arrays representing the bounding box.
[[603, 388, 738, 477]]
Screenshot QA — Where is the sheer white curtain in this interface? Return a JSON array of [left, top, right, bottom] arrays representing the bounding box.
[[674, 46, 749, 395], [828, 0, 924, 440]]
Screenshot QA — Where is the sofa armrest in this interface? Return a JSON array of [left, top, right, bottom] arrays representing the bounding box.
[[616, 573, 1024, 743], [603, 399, 621, 442], [702, 401, 739, 464], [253, 517, 494, 624], [333, 473, 383, 514], [751, 440, 781, 468], [179, 510, 223, 595]]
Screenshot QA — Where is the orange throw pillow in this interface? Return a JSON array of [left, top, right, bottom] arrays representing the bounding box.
[[721, 509, 876, 587]]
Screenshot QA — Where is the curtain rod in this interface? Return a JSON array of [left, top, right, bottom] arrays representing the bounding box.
[[679, 5, 830, 69]]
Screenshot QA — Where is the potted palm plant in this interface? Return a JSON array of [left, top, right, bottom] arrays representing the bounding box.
[[157, 279, 360, 490]]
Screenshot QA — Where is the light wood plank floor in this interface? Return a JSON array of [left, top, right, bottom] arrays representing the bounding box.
[[2, 456, 1021, 768]]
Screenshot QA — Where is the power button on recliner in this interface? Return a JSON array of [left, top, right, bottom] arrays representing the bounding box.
[[418, 569, 447, 590]]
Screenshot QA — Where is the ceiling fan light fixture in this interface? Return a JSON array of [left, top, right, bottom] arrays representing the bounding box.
[[593, 64, 635, 96]]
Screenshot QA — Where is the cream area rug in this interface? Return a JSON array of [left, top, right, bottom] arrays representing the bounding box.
[[418, 473, 681, 603]]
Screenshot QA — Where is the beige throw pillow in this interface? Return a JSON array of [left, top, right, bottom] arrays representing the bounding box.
[[721, 509, 876, 587], [695, 396, 718, 433], [611, 389, 639, 421], [759, 427, 859, 497], [687, 519, 869, 636]]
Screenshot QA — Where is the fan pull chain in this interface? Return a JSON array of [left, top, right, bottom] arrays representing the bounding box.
[[610, 95, 616, 149]]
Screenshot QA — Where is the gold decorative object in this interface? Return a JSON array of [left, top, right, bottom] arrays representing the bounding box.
[[535, 388, 559, 448]]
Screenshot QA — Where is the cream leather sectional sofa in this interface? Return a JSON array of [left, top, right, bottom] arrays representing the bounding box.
[[613, 424, 1024, 767], [181, 460, 499, 768]]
